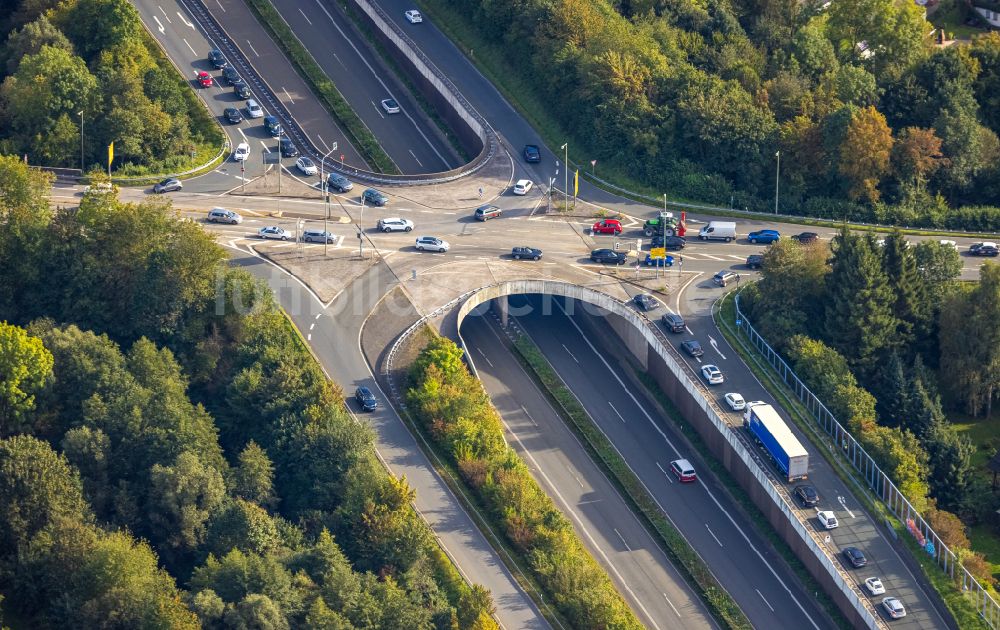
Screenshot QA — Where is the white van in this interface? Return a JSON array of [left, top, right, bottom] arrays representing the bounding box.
[[698, 221, 736, 242]]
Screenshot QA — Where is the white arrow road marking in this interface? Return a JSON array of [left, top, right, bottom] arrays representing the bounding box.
[[708, 336, 727, 360], [153, 15, 165, 32], [177, 12, 194, 28]]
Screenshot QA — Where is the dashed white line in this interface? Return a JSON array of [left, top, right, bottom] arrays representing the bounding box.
[[573, 474, 585, 489], [182, 38, 196, 55], [609, 401, 626, 423], [177, 12, 194, 28], [307, 333, 312, 341], [705, 524, 723, 547], [656, 461, 672, 480], [475, 346, 494, 368], [314, 313, 322, 320], [613, 528, 632, 552], [158, 5, 172, 21], [238, 128, 248, 143], [282, 87, 295, 104], [520, 406, 538, 427], [315, 134, 330, 151], [562, 344, 579, 363], [215, 0, 225, 12], [297, 7, 313, 24], [408, 150, 423, 168], [756, 589, 775, 612], [309, 323, 315, 331], [662, 593, 681, 618], [246, 39, 260, 57]]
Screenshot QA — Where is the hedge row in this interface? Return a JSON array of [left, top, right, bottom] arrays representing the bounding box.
[[242, 0, 397, 174], [407, 336, 643, 630]]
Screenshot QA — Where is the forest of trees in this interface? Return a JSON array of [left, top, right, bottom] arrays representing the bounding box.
[[0, 155, 497, 629], [740, 232, 999, 585], [439, 0, 1000, 229], [0, 0, 222, 175]]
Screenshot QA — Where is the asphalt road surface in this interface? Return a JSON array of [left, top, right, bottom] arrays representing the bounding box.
[[461, 310, 719, 630]]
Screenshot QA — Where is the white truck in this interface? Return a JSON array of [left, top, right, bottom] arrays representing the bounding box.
[[698, 221, 736, 242]]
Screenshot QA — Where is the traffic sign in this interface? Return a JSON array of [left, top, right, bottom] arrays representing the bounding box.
[[650, 247, 666, 259]]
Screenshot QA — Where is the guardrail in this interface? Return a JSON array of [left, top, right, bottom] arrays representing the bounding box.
[[181, 0, 496, 185], [733, 293, 999, 629]]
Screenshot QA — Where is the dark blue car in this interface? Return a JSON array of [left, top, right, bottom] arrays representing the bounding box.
[[523, 145, 541, 163], [747, 229, 780, 244], [355, 386, 378, 412]]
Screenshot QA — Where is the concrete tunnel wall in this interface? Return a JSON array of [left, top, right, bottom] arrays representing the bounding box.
[[454, 280, 879, 629]]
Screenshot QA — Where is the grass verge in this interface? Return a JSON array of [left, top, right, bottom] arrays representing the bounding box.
[[715, 292, 991, 630], [242, 0, 397, 173], [509, 334, 753, 629]]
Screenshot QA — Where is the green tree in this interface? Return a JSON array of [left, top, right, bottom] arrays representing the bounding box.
[[825, 0, 929, 81], [192, 589, 226, 628], [970, 32, 1000, 134], [0, 435, 89, 555], [304, 598, 352, 630], [882, 230, 931, 351], [1, 15, 73, 74], [934, 101, 1000, 196], [892, 127, 946, 191], [863, 425, 930, 511], [149, 451, 227, 554], [744, 239, 829, 342], [831, 65, 878, 107], [838, 106, 893, 202], [912, 240, 962, 303], [56, 0, 145, 63], [60, 426, 112, 516], [791, 17, 839, 80], [204, 499, 282, 558], [234, 441, 277, 508], [190, 549, 301, 617], [923, 419, 974, 513], [224, 594, 289, 630], [0, 322, 53, 435], [824, 228, 900, 374]]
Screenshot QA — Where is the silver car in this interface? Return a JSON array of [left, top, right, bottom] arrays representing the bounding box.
[[377, 217, 414, 233], [415, 236, 449, 252], [153, 177, 182, 193], [258, 226, 290, 240]]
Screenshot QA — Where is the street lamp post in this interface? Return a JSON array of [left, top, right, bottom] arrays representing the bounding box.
[[560, 143, 568, 212], [663, 193, 667, 214], [358, 198, 366, 259], [774, 150, 780, 215], [318, 144, 337, 256], [78, 111, 84, 172]]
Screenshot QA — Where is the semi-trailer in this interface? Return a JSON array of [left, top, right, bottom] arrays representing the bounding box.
[[743, 403, 809, 482]]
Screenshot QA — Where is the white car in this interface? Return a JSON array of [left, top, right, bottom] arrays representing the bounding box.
[[817, 510, 839, 529], [295, 157, 317, 175], [724, 393, 746, 411], [864, 577, 885, 596], [257, 226, 290, 240], [415, 236, 449, 252], [245, 99, 264, 118], [377, 217, 414, 233], [234, 142, 250, 161], [882, 597, 906, 619], [381, 98, 400, 114], [83, 181, 114, 195], [404, 9, 423, 23], [513, 179, 532, 195], [701, 364, 724, 385]]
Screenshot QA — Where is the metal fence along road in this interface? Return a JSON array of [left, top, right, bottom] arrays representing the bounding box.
[[734, 293, 999, 629]]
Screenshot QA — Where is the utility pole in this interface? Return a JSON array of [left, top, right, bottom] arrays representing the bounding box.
[[78, 111, 84, 172], [277, 128, 282, 194], [775, 150, 780, 215], [561, 143, 568, 212], [358, 198, 366, 259], [319, 143, 336, 256]]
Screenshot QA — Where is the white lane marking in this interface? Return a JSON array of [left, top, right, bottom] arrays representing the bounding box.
[[520, 406, 538, 427], [699, 253, 725, 261], [298, 7, 313, 24], [656, 461, 673, 482], [705, 524, 723, 547], [475, 346, 494, 368], [609, 402, 626, 423], [177, 11, 194, 28], [409, 150, 423, 168], [562, 343, 579, 363], [498, 415, 663, 630], [552, 300, 823, 629], [307, 333, 312, 341], [309, 323, 315, 331], [837, 495, 856, 518], [332, 52, 347, 70], [372, 101, 386, 118], [282, 87, 295, 104], [158, 5, 172, 21], [259, 141, 271, 152], [314, 313, 322, 320], [182, 38, 196, 55], [756, 589, 775, 613], [315, 134, 330, 151], [708, 335, 727, 360], [215, 0, 225, 11], [614, 528, 632, 552], [246, 39, 260, 57], [573, 474, 585, 489], [663, 593, 681, 618], [238, 128, 248, 143], [153, 16, 165, 33]]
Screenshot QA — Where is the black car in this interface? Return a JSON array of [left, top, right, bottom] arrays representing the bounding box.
[[153, 177, 182, 194], [523, 144, 541, 163], [221, 66, 241, 85], [511, 246, 542, 260], [279, 137, 298, 157], [233, 81, 252, 99], [969, 242, 999, 256], [794, 485, 819, 507], [208, 48, 227, 69], [224, 107, 242, 124], [633, 294, 659, 311], [680, 339, 703, 357], [842, 547, 867, 568], [264, 115, 281, 137], [792, 232, 819, 244], [746, 254, 764, 269], [661, 313, 685, 333], [355, 386, 378, 412], [362, 188, 388, 206], [590, 248, 626, 264], [650, 235, 686, 250]]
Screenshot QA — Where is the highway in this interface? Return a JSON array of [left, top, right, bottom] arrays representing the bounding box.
[[461, 310, 719, 630]]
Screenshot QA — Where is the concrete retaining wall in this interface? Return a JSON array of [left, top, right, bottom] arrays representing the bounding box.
[[454, 280, 879, 629]]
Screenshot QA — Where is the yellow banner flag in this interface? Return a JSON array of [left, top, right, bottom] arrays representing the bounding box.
[[107, 142, 114, 167], [574, 169, 579, 196]]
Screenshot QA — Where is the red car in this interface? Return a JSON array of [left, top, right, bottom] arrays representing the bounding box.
[[196, 71, 213, 87], [670, 459, 697, 482], [592, 219, 622, 235]]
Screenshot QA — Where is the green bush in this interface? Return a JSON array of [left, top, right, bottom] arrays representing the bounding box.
[[408, 336, 643, 630]]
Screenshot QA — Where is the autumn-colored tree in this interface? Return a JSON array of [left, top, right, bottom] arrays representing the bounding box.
[[893, 126, 947, 188], [839, 106, 894, 202], [925, 507, 969, 550]]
